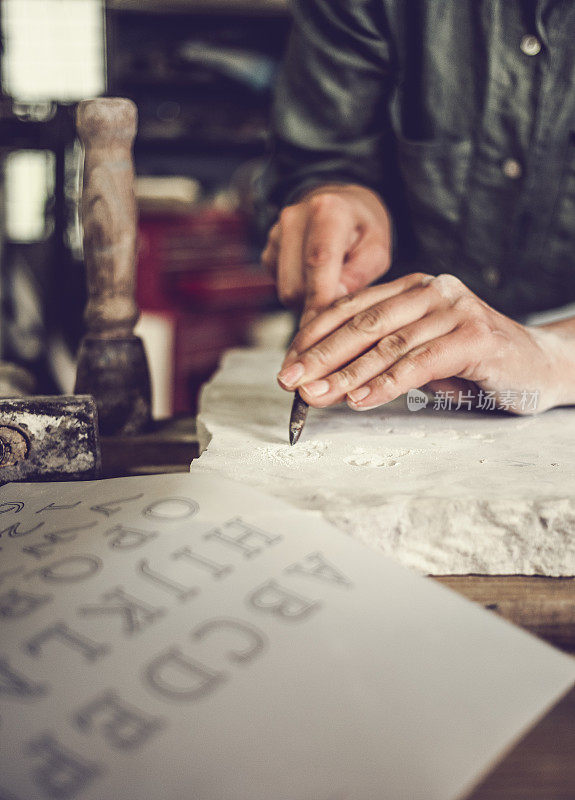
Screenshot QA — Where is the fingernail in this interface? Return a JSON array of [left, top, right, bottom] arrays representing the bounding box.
[[277, 362, 304, 388], [301, 379, 330, 398], [347, 386, 371, 404]]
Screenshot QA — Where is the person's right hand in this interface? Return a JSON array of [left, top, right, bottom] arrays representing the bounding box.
[[261, 183, 393, 326]]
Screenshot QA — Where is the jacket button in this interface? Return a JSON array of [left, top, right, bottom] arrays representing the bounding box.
[[502, 158, 522, 179], [520, 35, 542, 56]]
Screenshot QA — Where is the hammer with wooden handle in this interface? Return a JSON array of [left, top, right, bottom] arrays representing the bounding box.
[[74, 97, 151, 435]]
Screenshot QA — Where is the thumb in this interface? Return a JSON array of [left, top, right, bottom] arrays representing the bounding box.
[[340, 238, 392, 294], [301, 205, 357, 320]]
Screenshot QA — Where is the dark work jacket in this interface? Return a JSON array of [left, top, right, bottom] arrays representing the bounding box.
[[265, 0, 575, 318]]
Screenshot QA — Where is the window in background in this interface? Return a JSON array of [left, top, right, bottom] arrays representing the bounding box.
[[0, 0, 105, 390], [1, 0, 105, 102], [4, 151, 55, 242]]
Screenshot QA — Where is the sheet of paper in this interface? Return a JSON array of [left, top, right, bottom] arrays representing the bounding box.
[[0, 472, 573, 800]]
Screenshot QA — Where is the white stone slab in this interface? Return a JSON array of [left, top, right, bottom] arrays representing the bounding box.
[[195, 348, 575, 575]]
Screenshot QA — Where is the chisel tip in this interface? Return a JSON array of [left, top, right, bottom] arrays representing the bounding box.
[[289, 391, 309, 445]]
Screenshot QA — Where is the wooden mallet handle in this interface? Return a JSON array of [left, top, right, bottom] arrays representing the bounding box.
[[76, 98, 139, 339], [75, 98, 151, 435]]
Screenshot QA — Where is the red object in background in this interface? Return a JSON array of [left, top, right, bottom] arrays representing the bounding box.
[[137, 207, 277, 414], [172, 310, 257, 414], [137, 208, 272, 310], [174, 268, 276, 310]]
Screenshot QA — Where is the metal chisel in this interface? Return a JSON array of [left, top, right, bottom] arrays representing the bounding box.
[[289, 390, 309, 445]]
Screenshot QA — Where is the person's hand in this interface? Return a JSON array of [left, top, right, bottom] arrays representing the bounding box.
[[276, 272, 573, 415], [261, 183, 392, 326]]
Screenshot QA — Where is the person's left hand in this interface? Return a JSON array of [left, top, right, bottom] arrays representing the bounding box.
[[276, 272, 571, 415]]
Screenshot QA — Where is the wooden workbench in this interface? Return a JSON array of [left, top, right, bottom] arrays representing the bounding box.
[[101, 420, 575, 800]]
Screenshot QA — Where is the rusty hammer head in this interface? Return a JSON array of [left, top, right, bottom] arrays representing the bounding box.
[[0, 395, 101, 483]]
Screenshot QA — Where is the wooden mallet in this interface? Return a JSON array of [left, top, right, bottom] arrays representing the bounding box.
[[74, 97, 152, 435]]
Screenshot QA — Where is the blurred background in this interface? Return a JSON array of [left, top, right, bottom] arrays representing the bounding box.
[[0, 0, 291, 417]]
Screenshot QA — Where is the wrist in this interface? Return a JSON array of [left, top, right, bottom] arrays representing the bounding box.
[[300, 181, 386, 206], [527, 323, 575, 408]]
